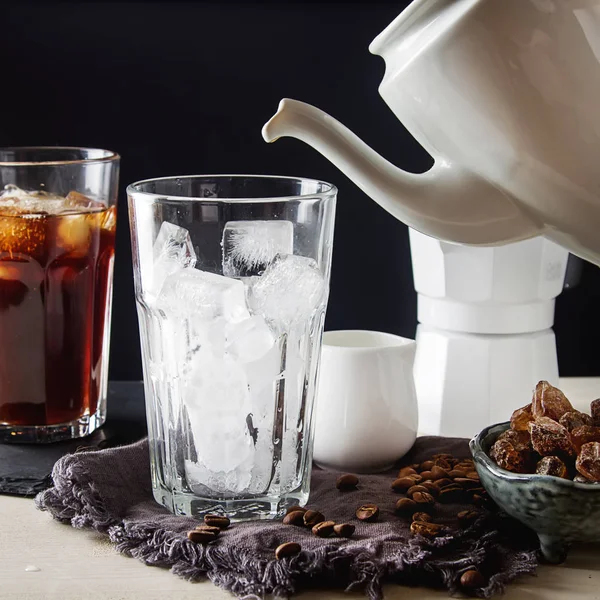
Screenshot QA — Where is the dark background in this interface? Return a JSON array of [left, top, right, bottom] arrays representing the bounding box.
[[1, 1, 599, 378]]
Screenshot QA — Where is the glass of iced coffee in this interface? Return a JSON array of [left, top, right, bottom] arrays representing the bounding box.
[[0, 147, 119, 443]]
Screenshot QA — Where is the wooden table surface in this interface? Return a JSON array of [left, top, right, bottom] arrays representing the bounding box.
[[2, 378, 600, 600]]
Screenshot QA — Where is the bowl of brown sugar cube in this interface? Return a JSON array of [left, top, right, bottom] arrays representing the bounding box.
[[470, 380, 600, 564]]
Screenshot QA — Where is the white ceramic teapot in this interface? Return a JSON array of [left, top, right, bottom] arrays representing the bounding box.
[[262, 0, 600, 265]]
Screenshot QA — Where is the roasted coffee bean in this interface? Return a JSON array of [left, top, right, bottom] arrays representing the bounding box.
[[283, 510, 307, 526], [412, 491, 435, 506], [275, 542, 301, 560], [465, 471, 480, 480], [420, 481, 439, 497], [303, 510, 325, 527], [395, 498, 418, 516], [194, 524, 221, 535], [430, 466, 449, 480], [433, 453, 454, 460], [407, 484, 429, 497], [408, 473, 423, 484], [285, 505, 307, 515], [454, 477, 482, 490], [457, 510, 479, 528], [439, 485, 464, 503], [420, 470, 433, 480], [188, 529, 218, 543], [468, 487, 485, 497], [412, 512, 432, 522], [433, 478, 453, 490], [312, 520, 336, 537], [419, 460, 434, 472], [391, 477, 417, 492], [460, 569, 485, 589], [333, 523, 355, 538], [410, 520, 443, 538], [398, 466, 418, 478], [356, 504, 379, 522], [448, 469, 467, 478], [433, 457, 453, 470], [336, 474, 359, 491], [204, 514, 230, 529]]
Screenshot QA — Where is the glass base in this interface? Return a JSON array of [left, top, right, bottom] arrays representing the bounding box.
[[0, 407, 107, 444], [155, 487, 309, 522]]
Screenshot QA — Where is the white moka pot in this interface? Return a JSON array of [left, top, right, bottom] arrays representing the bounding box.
[[409, 230, 569, 437]]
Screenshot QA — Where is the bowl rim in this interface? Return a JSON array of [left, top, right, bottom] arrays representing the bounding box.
[[470, 421, 600, 491]]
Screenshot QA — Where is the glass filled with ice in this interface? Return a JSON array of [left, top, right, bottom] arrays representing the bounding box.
[[0, 147, 119, 443], [127, 175, 336, 519]]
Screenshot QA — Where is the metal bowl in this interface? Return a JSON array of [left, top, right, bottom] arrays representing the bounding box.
[[470, 421, 600, 563]]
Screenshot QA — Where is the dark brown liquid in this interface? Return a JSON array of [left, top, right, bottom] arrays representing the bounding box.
[[0, 205, 116, 426]]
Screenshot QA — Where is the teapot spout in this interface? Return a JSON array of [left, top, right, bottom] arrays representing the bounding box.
[[262, 99, 543, 245]]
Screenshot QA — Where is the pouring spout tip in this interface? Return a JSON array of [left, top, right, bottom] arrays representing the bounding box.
[[262, 98, 292, 143]]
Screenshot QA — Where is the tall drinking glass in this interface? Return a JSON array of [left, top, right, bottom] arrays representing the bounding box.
[[0, 147, 119, 443], [128, 175, 336, 519]]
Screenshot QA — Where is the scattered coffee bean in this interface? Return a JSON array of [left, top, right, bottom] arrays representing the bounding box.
[[408, 473, 423, 484], [285, 505, 307, 515], [336, 473, 359, 491], [406, 484, 429, 497], [420, 470, 433, 480], [391, 477, 417, 492], [472, 494, 494, 509], [194, 524, 221, 535], [412, 491, 435, 506], [460, 569, 485, 589], [204, 514, 230, 529], [420, 481, 439, 497], [275, 542, 301, 560], [430, 466, 449, 480], [283, 510, 307, 526], [395, 497, 417, 516], [333, 523, 355, 538], [454, 477, 481, 490], [412, 512, 432, 522], [356, 503, 379, 522], [433, 457, 453, 470], [398, 466, 418, 478], [433, 453, 454, 460], [312, 520, 336, 537], [303, 510, 325, 527], [410, 520, 443, 538], [457, 510, 479, 528], [433, 478, 453, 490], [465, 471, 480, 480], [419, 460, 434, 471], [188, 529, 218, 543], [448, 469, 467, 478], [439, 485, 465, 503]]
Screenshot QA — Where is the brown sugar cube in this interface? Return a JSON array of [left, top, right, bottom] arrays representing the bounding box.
[[532, 381, 573, 422], [510, 403, 534, 432], [536, 456, 568, 479], [496, 429, 532, 452], [576, 442, 600, 482], [559, 410, 592, 432], [489, 438, 529, 473], [591, 399, 600, 427], [528, 417, 575, 458], [571, 425, 600, 453]]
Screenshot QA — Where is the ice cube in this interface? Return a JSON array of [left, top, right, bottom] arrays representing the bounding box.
[[249, 254, 325, 330], [222, 220, 293, 278], [157, 268, 250, 323], [151, 222, 197, 296], [184, 352, 253, 472], [226, 315, 276, 363], [0, 184, 78, 215]]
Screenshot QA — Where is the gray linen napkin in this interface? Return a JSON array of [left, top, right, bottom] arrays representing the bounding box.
[[35, 436, 539, 599]]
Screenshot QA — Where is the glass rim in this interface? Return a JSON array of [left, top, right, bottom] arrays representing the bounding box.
[[126, 174, 338, 203], [0, 146, 120, 166]]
